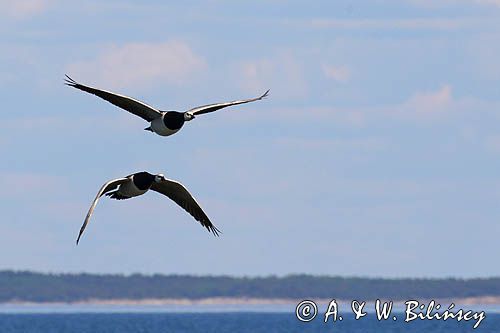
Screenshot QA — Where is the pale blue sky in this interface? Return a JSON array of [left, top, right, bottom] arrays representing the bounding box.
[[1, 0, 499, 278]]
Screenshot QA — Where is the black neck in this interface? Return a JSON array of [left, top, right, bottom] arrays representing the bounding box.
[[132, 172, 155, 190], [162, 111, 185, 130]]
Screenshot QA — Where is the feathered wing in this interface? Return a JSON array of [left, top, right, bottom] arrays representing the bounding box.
[[150, 179, 221, 236], [65, 75, 162, 122], [77, 177, 129, 244], [187, 89, 269, 116]]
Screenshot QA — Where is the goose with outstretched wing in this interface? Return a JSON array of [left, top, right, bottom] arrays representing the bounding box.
[[65, 75, 269, 137], [77, 171, 220, 244]]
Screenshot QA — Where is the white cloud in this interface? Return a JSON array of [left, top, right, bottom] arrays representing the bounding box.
[[322, 64, 350, 82], [465, 33, 500, 80], [404, 84, 453, 115], [0, 0, 50, 19], [240, 55, 307, 97], [238, 84, 466, 126], [261, 106, 367, 127], [374, 85, 500, 124], [275, 137, 388, 152], [224, 83, 500, 130], [0, 172, 66, 198], [241, 59, 274, 90], [354, 84, 456, 123], [476, 0, 500, 6], [484, 135, 500, 153], [0, 114, 142, 137], [233, 85, 452, 125], [408, 0, 500, 8], [67, 40, 206, 89], [310, 18, 468, 30]]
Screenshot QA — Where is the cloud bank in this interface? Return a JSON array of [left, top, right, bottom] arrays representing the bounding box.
[[67, 40, 206, 89], [0, 0, 51, 19]]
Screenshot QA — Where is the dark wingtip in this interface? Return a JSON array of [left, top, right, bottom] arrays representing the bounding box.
[[64, 74, 78, 87], [210, 225, 222, 237], [76, 227, 84, 245], [260, 89, 270, 99]]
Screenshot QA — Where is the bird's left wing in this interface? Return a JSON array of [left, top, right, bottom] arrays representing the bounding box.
[[65, 75, 162, 122], [187, 90, 269, 116], [77, 177, 129, 245], [150, 179, 221, 236]]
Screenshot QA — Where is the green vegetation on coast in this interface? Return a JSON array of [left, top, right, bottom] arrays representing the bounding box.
[[1, 271, 499, 303]]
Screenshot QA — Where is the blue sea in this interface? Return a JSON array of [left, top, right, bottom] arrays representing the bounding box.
[[0, 305, 499, 333]]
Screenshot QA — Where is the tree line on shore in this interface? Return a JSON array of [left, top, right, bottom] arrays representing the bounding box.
[[1, 271, 499, 302]]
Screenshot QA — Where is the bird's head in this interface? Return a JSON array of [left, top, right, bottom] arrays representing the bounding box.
[[184, 112, 195, 121], [154, 174, 166, 183]]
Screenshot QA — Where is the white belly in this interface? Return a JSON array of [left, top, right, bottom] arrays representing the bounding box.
[[150, 116, 181, 137], [118, 181, 148, 198]]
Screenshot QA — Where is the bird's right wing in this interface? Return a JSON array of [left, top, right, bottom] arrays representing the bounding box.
[[187, 90, 269, 116], [65, 75, 162, 122], [150, 179, 221, 236], [77, 177, 129, 245]]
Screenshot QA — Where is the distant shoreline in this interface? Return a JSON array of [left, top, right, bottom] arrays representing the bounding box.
[[3, 271, 500, 306], [3, 296, 500, 306]]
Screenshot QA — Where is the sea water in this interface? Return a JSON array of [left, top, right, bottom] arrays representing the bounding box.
[[0, 312, 499, 332]]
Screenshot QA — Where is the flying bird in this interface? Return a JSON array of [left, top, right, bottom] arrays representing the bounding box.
[[77, 171, 220, 244], [65, 75, 269, 137]]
